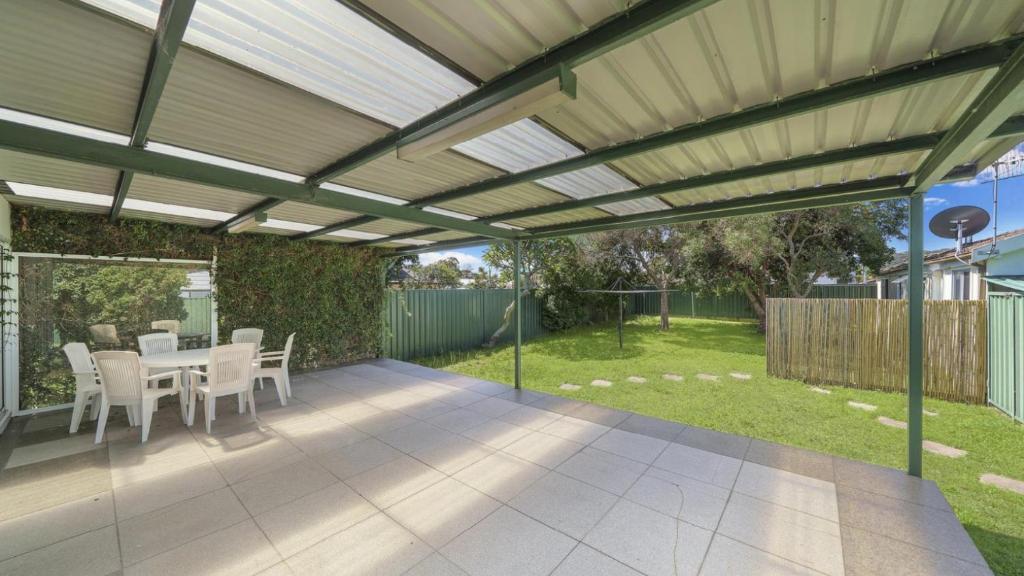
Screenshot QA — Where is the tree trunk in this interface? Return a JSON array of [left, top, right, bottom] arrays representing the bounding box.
[[659, 284, 670, 331], [741, 284, 767, 331], [486, 289, 527, 347]]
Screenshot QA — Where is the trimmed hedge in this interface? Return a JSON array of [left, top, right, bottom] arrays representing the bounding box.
[[12, 206, 385, 369]]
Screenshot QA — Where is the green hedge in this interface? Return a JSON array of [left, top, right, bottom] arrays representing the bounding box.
[[12, 206, 385, 369]]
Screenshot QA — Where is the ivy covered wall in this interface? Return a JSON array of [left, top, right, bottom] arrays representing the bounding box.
[[12, 206, 385, 369]]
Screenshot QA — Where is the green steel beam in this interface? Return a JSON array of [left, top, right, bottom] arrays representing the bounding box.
[[210, 198, 285, 234], [513, 239, 523, 390], [914, 40, 1024, 193], [907, 194, 924, 477], [306, 0, 719, 185], [291, 215, 380, 241], [110, 0, 196, 222], [347, 227, 445, 247], [0, 120, 520, 240], [409, 36, 1023, 209], [525, 177, 908, 238]]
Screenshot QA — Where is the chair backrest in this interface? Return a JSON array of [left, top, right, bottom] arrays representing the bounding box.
[[231, 328, 263, 348], [138, 332, 178, 356], [62, 342, 97, 390], [88, 324, 119, 345], [281, 333, 295, 370], [208, 343, 256, 393], [92, 351, 143, 404], [151, 319, 181, 334]]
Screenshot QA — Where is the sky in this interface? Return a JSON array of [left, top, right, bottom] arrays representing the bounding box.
[[419, 146, 1024, 269]]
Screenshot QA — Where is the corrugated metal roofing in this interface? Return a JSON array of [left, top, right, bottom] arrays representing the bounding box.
[[0, 0, 149, 135], [349, 219, 428, 237], [127, 174, 262, 215], [436, 183, 573, 218], [266, 201, 358, 226], [504, 207, 610, 229], [335, 150, 503, 202], [0, 151, 120, 196]]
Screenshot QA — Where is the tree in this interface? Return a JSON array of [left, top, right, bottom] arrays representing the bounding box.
[[589, 226, 686, 330], [681, 201, 907, 327], [469, 266, 499, 289], [407, 257, 462, 288]]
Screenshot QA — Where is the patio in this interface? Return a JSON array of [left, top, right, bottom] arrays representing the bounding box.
[[0, 360, 990, 576]]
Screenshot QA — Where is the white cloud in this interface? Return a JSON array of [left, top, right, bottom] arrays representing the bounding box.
[[418, 250, 483, 271], [923, 197, 947, 206], [953, 142, 1024, 187]]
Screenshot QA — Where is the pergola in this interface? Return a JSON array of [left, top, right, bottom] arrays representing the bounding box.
[[2, 0, 1024, 479]]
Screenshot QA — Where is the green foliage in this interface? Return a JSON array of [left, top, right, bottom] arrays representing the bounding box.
[[11, 206, 385, 381], [405, 256, 462, 288]]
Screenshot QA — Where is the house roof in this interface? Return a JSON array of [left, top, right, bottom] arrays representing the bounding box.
[[2, 0, 1024, 251], [880, 227, 1024, 274]]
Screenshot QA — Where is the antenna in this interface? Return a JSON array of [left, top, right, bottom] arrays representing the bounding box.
[[929, 206, 991, 263]]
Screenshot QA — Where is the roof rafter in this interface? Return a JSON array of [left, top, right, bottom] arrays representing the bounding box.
[[0, 120, 521, 240], [913, 40, 1024, 194], [109, 0, 196, 222], [305, 0, 719, 186]]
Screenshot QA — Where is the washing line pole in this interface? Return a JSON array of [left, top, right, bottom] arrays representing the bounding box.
[[513, 240, 522, 390], [908, 193, 925, 477]]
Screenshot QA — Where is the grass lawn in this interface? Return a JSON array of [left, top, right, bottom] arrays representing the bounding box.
[[417, 315, 1024, 576]]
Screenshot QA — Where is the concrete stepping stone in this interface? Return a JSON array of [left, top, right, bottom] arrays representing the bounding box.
[[923, 441, 967, 458], [729, 372, 752, 380], [809, 386, 831, 395], [924, 409, 939, 417], [559, 383, 581, 391], [662, 373, 684, 382], [980, 473, 1024, 496], [626, 376, 647, 384], [590, 379, 613, 388], [847, 401, 877, 412], [696, 373, 720, 382], [877, 416, 907, 430]]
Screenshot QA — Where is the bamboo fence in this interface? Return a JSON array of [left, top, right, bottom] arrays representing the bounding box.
[[766, 298, 987, 403]]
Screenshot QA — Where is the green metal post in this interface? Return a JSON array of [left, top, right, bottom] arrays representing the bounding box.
[[513, 240, 522, 389], [908, 193, 924, 477]]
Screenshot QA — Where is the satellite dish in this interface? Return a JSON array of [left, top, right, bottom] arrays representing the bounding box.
[[928, 205, 990, 257]]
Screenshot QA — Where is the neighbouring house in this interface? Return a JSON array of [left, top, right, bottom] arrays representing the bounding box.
[[875, 228, 1024, 300]]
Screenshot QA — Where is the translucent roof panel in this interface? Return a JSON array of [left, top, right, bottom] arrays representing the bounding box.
[[83, 0, 472, 127], [7, 182, 236, 223]]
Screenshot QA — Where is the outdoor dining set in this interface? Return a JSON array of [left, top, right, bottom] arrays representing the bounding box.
[[61, 324, 296, 443]]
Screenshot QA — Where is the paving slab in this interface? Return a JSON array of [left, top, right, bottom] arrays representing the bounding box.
[[509, 471, 618, 539], [696, 373, 720, 382], [744, 439, 835, 482], [626, 376, 647, 383], [674, 426, 750, 460], [841, 524, 993, 576], [442, 506, 576, 576], [923, 440, 967, 458], [615, 414, 686, 443], [878, 416, 908, 429], [662, 373, 684, 381], [728, 372, 752, 380], [979, 473, 1024, 495], [551, 544, 643, 576], [810, 386, 832, 395], [847, 401, 877, 411], [591, 379, 614, 388], [559, 383, 582, 391]]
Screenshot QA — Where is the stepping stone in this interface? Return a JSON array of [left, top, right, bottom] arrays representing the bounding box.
[[877, 416, 907, 430], [559, 383, 581, 391], [847, 401, 877, 412], [696, 373, 720, 382], [662, 373, 684, 382], [729, 372, 752, 380], [626, 376, 647, 384], [980, 473, 1024, 496], [924, 410, 939, 417], [923, 441, 967, 458], [590, 379, 613, 388], [809, 386, 831, 395]]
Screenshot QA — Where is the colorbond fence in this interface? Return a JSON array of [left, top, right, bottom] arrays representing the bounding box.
[[766, 298, 987, 404], [988, 293, 1023, 421], [181, 296, 212, 336], [383, 289, 544, 360], [631, 284, 876, 319]]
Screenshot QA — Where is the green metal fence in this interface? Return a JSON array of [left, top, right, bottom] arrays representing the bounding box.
[[988, 292, 1023, 422], [181, 296, 212, 336], [629, 284, 876, 319], [383, 289, 544, 360]]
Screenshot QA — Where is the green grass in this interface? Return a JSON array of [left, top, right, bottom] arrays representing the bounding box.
[[417, 315, 1024, 576]]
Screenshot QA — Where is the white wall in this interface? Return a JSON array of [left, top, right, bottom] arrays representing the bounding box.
[[988, 248, 1024, 276], [0, 196, 10, 243]]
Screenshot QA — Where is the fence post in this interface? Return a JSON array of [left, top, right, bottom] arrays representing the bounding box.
[[908, 193, 924, 478]]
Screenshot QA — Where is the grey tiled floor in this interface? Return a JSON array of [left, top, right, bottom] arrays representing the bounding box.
[[0, 360, 991, 576]]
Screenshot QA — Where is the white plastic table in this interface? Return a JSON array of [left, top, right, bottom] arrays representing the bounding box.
[[140, 347, 211, 369]]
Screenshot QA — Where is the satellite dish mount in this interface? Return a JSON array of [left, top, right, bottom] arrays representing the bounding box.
[[928, 205, 990, 265]]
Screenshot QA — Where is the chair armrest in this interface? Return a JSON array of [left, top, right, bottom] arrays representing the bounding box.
[[189, 369, 208, 377], [143, 370, 180, 381], [257, 353, 285, 363]]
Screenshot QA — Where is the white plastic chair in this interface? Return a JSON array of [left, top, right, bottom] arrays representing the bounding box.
[[231, 328, 264, 388], [138, 332, 178, 356], [62, 343, 102, 434], [151, 319, 181, 334], [188, 343, 257, 433], [91, 351, 186, 443], [254, 333, 294, 406]]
